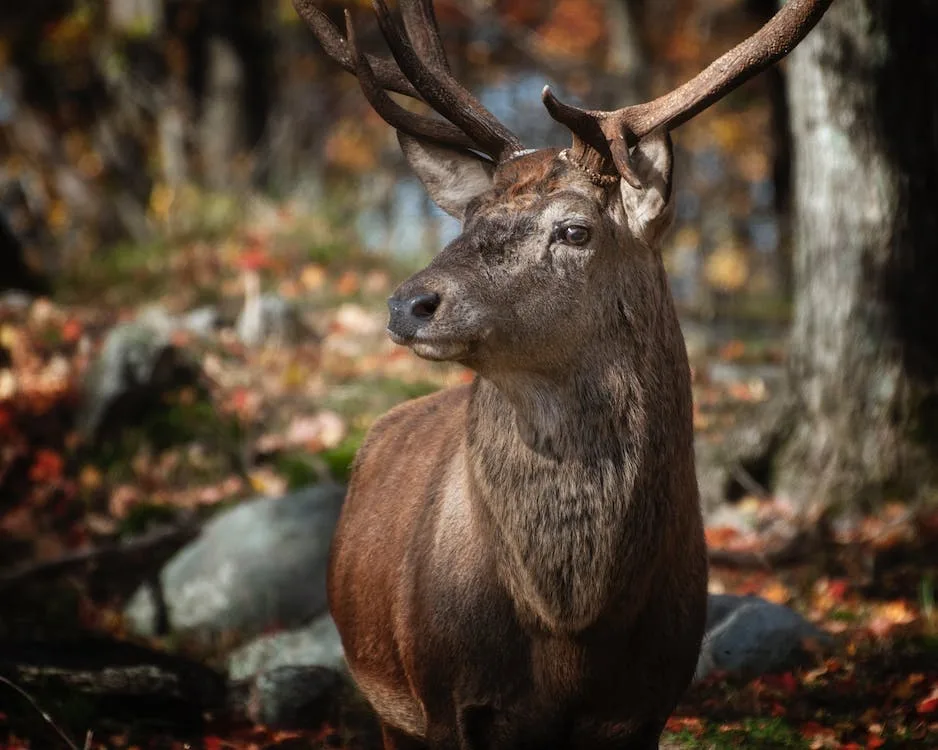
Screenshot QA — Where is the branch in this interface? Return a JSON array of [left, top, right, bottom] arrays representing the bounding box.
[[708, 530, 815, 570], [0, 523, 201, 592], [0, 675, 82, 750]]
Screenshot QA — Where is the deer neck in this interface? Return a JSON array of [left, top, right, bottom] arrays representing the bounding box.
[[466, 342, 658, 633]]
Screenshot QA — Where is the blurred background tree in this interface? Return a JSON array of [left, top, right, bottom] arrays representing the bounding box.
[[0, 0, 786, 298], [746, 0, 938, 517]]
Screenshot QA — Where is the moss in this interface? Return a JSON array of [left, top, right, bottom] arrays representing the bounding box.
[[88, 389, 246, 515], [319, 428, 368, 483], [827, 608, 861, 623], [119, 502, 179, 536], [314, 377, 443, 482], [55, 239, 176, 305], [274, 452, 322, 490], [94, 388, 242, 472]]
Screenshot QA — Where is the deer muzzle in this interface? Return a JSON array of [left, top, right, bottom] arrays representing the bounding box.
[[387, 291, 441, 343]]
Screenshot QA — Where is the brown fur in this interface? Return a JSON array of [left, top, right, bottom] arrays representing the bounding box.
[[328, 144, 707, 750]]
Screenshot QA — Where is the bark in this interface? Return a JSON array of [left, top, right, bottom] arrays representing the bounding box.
[[606, 1, 646, 80], [199, 35, 245, 190], [774, 0, 938, 513]]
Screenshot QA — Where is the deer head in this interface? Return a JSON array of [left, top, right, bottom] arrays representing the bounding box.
[[294, 0, 833, 378]]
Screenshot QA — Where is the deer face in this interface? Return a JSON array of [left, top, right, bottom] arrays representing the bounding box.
[[387, 133, 674, 374], [294, 0, 831, 370]]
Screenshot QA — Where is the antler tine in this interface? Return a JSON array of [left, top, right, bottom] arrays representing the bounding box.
[[293, 0, 420, 100], [344, 12, 483, 155], [400, 0, 451, 74], [545, 0, 835, 181], [372, 0, 524, 161]]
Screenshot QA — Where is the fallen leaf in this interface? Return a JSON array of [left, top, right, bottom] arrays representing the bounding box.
[[918, 685, 938, 715]]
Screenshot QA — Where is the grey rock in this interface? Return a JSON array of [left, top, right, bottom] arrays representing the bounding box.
[[0, 289, 33, 310], [124, 484, 345, 645], [236, 292, 304, 347], [181, 305, 221, 336], [227, 613, 345, 681], [695, 594, 830, 681], [237, 664, 341, 730], [78, 307, 198, 441]]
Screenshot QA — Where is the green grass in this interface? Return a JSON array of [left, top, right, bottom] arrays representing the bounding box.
[[319, 428, 369, 483], [274, 452, 323, 489], [664, 718, 808, 749]]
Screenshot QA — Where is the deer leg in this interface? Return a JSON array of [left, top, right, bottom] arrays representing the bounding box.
[[381, 722, 429, 750]]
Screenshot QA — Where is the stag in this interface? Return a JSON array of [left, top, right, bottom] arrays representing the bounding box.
[[293, 1, 833, 747]]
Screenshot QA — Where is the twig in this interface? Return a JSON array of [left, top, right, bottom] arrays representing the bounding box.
[[728, 460, 771, 499], [708, 530, 815, 570], [0, 675, 82, 750], [0, 523, 201, 592]]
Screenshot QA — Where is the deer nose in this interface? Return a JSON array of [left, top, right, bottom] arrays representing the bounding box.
[[387, 292, 440, 341]]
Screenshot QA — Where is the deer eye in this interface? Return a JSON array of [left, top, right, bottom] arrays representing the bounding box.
[[559, 225, 590, 245]]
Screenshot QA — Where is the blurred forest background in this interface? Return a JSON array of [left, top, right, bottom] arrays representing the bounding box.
[[1, 0, 794, 306], [1, 0, 937, 748]]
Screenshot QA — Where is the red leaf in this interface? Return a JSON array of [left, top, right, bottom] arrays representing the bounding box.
[[29, 449, 64, 483], [917, 686, 938, 714], [779, 671, 798, 694], [827, 578, 850, 601]]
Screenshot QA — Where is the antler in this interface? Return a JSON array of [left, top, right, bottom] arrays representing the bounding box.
[[543, 0, 835, 187], [294, 0, 420, 99], [294, 0, 523, 162], [344, 13, 478, 152]]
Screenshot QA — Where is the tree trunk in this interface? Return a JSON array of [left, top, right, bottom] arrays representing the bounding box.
[[199, 35, 245, 190], [774, 0, 938, 513]]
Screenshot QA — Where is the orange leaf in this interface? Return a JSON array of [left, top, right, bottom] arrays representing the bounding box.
[[800, 721, 834, 738], [705, 526, 740, 548], [718, 339, 746, 361], [336, 270, 360, 296], [61, 318, 83, 342], [761, 580, 792, 606]]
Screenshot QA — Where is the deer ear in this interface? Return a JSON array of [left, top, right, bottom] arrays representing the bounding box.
[[618, 129, 674, 248], [398, 133, 495, 220]]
